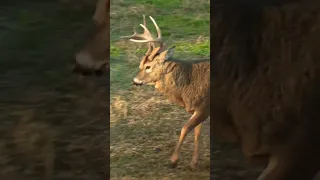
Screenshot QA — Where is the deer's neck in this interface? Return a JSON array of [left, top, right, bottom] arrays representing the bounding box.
[[155, 60, 210, 109], [156, 61, 204, 92], [153, 62, 188, 107], [168, 62, 192, 84]]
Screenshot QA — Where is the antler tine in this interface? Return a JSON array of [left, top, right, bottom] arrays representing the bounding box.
[[129, 17, 163, 46], [119, 15, 164, 48], [143, 14, 146, 27], [149, 16, 162, 41], [129, 24, 154, 42], [120, 15, 154, 43]]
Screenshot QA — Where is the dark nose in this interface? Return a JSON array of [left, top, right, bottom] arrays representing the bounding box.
[[71, 58, 87, 75], [71, 58, 105, 77], [132, 81, 142, 86], [71, 58, 82, 73]]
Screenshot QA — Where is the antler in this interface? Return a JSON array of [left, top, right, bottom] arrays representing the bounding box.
[[120, 15, 163, 48]]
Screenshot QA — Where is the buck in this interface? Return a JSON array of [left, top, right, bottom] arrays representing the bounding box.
[[120, 15, 210, 169]]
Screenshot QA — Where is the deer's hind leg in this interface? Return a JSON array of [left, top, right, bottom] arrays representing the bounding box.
[[257, 143, 320, 180], [189, 123, 202, 170], [170, 110, 209, 168], [257, 155, 319, 180]]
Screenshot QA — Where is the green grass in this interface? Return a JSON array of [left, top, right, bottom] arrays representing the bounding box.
[[110, 0, 210, 179]]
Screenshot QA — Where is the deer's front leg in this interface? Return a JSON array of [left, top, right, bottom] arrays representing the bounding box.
[[170, 111, 208, 168]]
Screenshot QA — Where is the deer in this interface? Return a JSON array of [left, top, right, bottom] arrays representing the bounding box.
[[120, 15, 210, 169]]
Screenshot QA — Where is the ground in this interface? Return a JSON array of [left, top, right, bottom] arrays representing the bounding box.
[[110, 0, 211, 179], [0, 1, 108, 179]]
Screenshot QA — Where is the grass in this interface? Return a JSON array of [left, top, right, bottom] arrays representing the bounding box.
[[0, 1, 108, 179], [110, 0, 210, 179]]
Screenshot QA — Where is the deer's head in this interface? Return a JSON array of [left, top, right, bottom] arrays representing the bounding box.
[[120, 15, 177, 85]]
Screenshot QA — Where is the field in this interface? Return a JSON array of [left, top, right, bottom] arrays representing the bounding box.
[[0, 1, 108, 179], [110, 0, 211, 179]]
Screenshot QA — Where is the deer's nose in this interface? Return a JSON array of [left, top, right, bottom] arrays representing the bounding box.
[[133, 78, 143, 85], [72, 59, 80, 73], [71, 58, 90, 75]]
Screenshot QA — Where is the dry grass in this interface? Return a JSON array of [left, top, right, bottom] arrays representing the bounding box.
[[110, 89, 210, 180]]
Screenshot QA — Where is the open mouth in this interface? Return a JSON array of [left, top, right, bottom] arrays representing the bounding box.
[[132, 81, 155, 86]]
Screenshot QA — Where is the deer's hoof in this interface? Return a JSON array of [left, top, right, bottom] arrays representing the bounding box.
[[169, 156, 179, 168], [168, 161, 178, 169], [189, 162, 199, 171]]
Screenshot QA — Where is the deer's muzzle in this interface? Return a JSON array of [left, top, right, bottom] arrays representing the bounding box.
[[133, 78, 143, 85], [72, 51, 108, 77]]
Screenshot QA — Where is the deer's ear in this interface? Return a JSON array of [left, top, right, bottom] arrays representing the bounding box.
[[159, 46, 175, 63]]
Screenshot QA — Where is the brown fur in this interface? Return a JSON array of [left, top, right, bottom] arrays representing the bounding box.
[[212, 1, 320, 179], [154, 61, 210, 112]]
